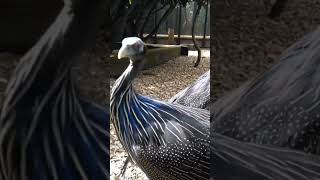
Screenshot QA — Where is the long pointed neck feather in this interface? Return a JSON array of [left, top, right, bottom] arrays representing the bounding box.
[[111, 59, 145, 145]]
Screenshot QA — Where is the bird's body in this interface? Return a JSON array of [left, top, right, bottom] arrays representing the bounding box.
[[169, 70, 210, 110], [0, 0, 109, 179], [119, 70, 210, 177], [111, 37, 210, 180]]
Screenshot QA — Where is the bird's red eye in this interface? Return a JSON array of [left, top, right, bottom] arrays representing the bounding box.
[[133, 43, 141, 51]]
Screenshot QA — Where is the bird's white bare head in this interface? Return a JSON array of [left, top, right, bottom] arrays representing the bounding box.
[[118, 37, 146, 60]]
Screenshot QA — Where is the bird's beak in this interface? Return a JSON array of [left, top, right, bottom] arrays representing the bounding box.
[[118, 45, 128, 59]]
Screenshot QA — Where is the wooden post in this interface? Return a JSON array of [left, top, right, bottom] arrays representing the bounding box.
[[168, 28, 175, 45]]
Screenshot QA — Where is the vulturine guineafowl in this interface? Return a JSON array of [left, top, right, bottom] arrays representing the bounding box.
[[0, 0, 109, 179], [111, 37, 210, 180]]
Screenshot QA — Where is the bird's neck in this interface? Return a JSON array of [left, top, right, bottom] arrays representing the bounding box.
[[111, 59, 144, 101], [110, 58, 147, 149]]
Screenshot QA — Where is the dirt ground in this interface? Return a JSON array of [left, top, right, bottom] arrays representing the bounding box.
[[212, 0, 320, 98], [110, 51, 209, 179]]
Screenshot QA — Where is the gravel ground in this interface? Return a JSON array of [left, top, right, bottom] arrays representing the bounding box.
[[110, 50, 209, 180]]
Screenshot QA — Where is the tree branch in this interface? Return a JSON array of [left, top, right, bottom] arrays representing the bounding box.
[[142, 5, 175, 40], [139, 2, 158, 37]]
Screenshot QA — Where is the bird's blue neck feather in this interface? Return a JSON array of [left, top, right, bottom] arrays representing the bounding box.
[[111, 59, 171, 148]]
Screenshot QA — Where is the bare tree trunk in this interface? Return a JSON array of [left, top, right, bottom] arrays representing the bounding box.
[[192, 4, 202, 67]]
